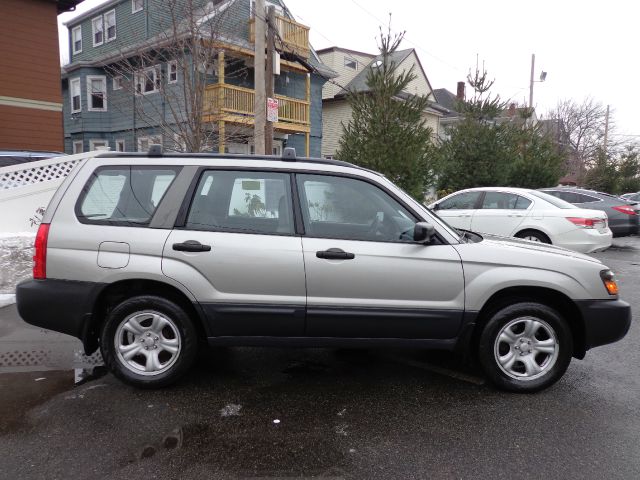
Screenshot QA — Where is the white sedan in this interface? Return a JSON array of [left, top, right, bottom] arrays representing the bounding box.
[[428, 187, 612, 253]]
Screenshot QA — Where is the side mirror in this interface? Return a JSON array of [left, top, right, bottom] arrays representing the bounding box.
[[413, 222, 435, 244], [432, 202, 440, 211]]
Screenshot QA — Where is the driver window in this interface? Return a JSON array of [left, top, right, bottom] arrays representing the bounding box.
[[297, 174, 417, 242]]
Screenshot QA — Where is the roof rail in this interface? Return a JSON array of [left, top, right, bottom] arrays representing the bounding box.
[[148, 144, 163, 157], [282, 147, 296, 161]]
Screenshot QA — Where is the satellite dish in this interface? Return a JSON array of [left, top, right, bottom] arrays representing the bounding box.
[[539, 71, 547, 81]]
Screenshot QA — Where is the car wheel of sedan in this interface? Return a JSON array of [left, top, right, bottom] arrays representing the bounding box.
[[101, 295, 198, 388], [515, 230, 551, 244], [478, 302, 573, 393]]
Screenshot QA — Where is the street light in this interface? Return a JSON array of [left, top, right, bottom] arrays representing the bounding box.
[[529, 54, 547, 108]]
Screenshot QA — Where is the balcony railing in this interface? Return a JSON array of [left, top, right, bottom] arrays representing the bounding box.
[[203, 83, 310, 131], [249, 14, 310, 57]]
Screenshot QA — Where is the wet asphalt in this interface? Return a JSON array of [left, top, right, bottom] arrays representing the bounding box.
[[0, 238, 638, 479]]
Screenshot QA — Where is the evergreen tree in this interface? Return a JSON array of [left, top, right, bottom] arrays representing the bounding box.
[[336, 27, 435, 199]]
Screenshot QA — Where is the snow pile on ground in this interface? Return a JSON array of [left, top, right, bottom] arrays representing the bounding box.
[[0, 234, 35, 299]]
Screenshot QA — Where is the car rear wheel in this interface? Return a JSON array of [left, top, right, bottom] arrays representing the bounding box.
[[478, 302, 573, 392], [515, 230, 551, 244], [101, 295, 198, 388]]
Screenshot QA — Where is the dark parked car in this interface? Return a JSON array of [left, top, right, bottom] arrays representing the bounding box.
[[0, 150, 65, 168], [540, 187, 639, 237], [621, 192, 640, 202]]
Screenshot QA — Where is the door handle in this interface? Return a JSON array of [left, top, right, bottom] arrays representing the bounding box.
[[316, 248, 355, 260], [508, 214, 524, 218], [172, 240, 211, 252]]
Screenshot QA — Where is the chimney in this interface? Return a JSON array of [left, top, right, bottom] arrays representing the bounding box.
[[508, 103, 516, 116], [456, 81, 465, 100]]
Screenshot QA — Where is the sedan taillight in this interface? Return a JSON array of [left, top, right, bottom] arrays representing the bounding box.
[[612, 205, 638, 216], [33, 223, 50, 280], [566, 217, 605, 229]]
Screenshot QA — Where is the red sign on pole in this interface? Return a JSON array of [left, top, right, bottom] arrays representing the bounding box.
[[267, 97, 279, 123]]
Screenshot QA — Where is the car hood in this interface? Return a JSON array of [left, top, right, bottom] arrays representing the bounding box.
[[475, 233, 603, 264]]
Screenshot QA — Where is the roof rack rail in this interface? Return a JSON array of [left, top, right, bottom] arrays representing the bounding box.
[[148, 144, 163, 157], [282, 147, 296, 161]]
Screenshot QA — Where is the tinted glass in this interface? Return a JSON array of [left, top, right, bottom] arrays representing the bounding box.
[[439, 191, 481, 209], [530, 191, 575, 209], [297, 174, 416, 242], [480, 192, 523, 209], [574, 193, 600, 203], [515, 196, 532, 210], [186, 171, 293, 235], [78, 166, 177, 225]]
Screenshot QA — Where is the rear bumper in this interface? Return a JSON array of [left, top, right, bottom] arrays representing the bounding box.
[[554, 228, 612, 253], [16, 279, 104, 341], [576, 299, 631, 350]]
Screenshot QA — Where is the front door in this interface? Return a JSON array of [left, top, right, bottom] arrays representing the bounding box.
[[162, 169, 305, 336], [296, 174, 465, 339]]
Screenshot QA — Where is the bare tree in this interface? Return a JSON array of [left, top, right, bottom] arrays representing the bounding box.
[[104, 0, 252, 152], [547, 98, 623, 181]]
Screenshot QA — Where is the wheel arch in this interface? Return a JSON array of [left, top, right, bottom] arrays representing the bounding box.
[[513, 227, 552, 243], [82, 279, 208, 355], [470, 286, 586, 359]]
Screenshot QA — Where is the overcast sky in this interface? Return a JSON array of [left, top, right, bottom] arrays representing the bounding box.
[[58, 0, 639, 139]]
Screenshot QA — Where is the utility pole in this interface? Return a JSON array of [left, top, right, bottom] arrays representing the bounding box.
[[265, 5, 275, 155], [529, 53, 535, 108], [603, 104, 610, 152], [253, 0, 266, 154]]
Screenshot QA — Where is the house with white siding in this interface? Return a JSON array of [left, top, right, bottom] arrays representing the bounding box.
[[317, 46, 448, 159]]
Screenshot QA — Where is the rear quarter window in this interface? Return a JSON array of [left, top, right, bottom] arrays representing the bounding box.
[[76, 165, 179, 226]]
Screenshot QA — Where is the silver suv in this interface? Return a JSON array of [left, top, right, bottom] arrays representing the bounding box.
[[16, 148, 631, 392]]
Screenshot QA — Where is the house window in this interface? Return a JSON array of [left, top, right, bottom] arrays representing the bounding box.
[[87, 76, 107, 111], [344, 57, 358, 70], [72, 26, 82, 54], [113, 76, 123, 90], [72, 141, 83, 154], [89, 140, 109, 150], [92, 16, 104, 46], [137, 135, 161, 152], [135, 67, 160, 95], [168, 61, 178, 84], [70, 77, 81, 113], [115, 139, 126, 152], [105, 10, 116, 42], [132, 0, 144, 13]]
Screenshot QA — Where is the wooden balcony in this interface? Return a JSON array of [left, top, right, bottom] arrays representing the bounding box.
[[203, 83, 310, 133], [249, 14, 310, 58]]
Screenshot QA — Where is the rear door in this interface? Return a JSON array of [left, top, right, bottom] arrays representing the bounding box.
[[470, 191, 532, 236], [162, 169, 306, 337]]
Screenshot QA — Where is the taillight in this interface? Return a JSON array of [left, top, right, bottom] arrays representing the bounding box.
[[33, 223, 50, 280], [566, 217, 605, 229], [612, 205, 637, 216]]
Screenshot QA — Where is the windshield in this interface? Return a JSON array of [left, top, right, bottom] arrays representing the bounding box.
[[529, 191, 575, 209]]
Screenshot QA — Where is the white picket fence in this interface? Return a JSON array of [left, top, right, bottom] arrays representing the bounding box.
[[0, 152, 91, 234]]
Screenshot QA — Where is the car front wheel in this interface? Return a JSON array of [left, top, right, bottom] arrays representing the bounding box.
[[101, 295, 198, 388], [478, 302, 573, 392]]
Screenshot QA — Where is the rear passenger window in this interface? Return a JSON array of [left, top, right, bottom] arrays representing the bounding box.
[[480, 192, 523, 209], [186, 170, 294, 235], [77, 166, 178, 225], [574, 193, 600, 203]]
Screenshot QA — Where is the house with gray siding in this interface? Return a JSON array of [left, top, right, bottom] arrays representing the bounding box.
[[61, 0, 335, 156]]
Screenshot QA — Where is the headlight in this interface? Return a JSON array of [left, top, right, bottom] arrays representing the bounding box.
[[600, 269, 619, 296]]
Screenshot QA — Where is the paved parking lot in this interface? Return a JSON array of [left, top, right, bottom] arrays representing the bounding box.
[[0, 237, 638, 479]]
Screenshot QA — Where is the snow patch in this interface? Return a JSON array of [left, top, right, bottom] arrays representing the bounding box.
[[0, 234, 34, 294], [220, 404, 242, 417], [0, 294, 16, 308]]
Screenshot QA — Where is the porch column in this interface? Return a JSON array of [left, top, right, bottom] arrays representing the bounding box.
[[218, 51, 226, 153], [305, 73, 310, 157]]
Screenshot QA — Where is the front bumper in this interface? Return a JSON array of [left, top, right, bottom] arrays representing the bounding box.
[[16, 279, 104, 342], [576, 299, 631, 350]]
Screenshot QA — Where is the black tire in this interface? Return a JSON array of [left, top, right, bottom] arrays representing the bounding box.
[[478, 302, 573, 393], [515, 229, 551, 244], [100, 295, 198, 388]]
